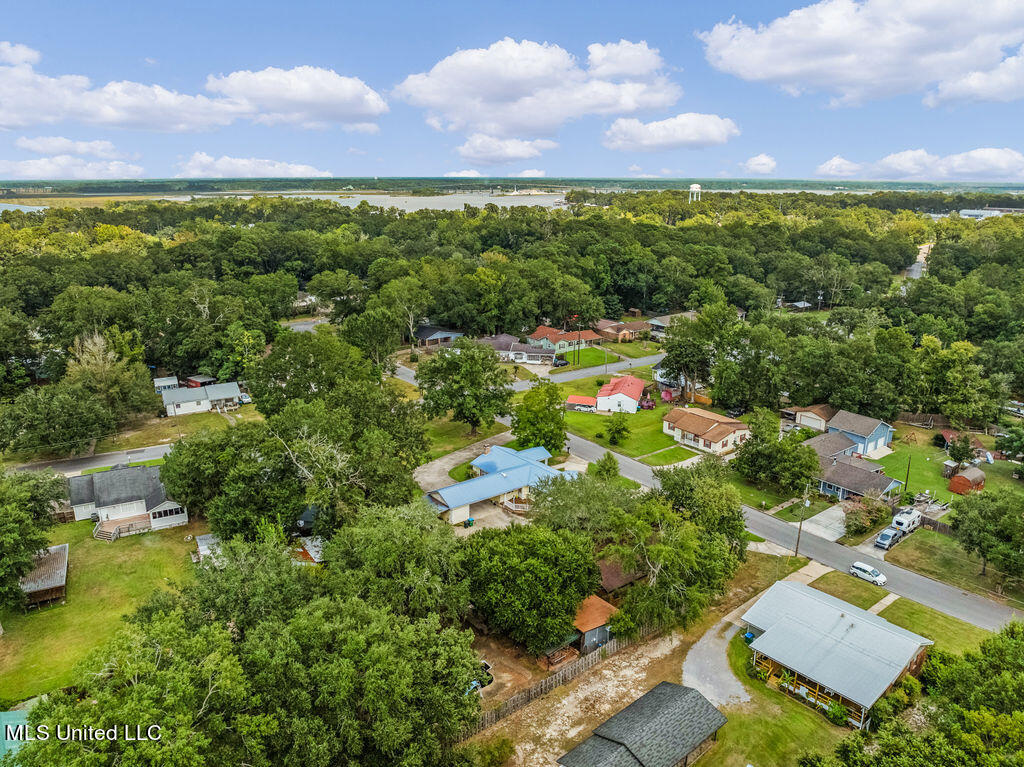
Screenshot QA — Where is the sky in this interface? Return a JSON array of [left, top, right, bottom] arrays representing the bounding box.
[[2, 0, 1024, 181]]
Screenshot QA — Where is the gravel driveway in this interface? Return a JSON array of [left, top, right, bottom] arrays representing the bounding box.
[[681, 620, 749, 708]]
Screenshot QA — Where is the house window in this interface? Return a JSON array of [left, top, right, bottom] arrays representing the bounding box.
[[151, 507, 184, 520]]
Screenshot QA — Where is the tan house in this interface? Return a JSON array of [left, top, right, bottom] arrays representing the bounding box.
[[662, 407, 749, 454], [593, 319, 651, 342], [790, 404, 838, 432]]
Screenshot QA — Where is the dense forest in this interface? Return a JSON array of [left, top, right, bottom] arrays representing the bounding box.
[[0, 191, 1022, 456]]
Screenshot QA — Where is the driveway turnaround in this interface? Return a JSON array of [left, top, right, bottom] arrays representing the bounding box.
[[682, 620, 749, 708]]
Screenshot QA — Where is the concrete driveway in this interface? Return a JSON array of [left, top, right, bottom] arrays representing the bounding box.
[[790, 503, 846, 542], [413, 431, 514, 492]]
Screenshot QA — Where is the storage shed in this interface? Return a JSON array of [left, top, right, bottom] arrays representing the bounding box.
[[949, 466, 985, 495], [574, 595, 617, 653], [20, 543, 69, 608]]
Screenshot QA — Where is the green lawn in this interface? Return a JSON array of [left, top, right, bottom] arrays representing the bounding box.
[[878, 598, 990, 654], [0, 519, 206, 702], [423, 418, 510, 462], [725, 472, 792, 509], [640, 445, 698, 467], [809, 570, 887, 610], [94, 410, 231, 453], [871, 425, 1020, 502], [555, 346, 617, 372], [498, 363, 538, 381], [774, 497, 833, 523], [385, 376, 420, 400], [601, 340, 662, 359], [886, 530, 1024, 609], [716, 633, 845, 767], [564, 407, 676, 458], [81, 458, 165, 475], [448, 459, 475, 482]]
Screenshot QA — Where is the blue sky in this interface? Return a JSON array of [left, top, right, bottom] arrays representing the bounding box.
[[1, 0, 1023, 180]]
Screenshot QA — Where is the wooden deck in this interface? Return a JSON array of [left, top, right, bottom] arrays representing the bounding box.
[[94, 513, 151, 541]]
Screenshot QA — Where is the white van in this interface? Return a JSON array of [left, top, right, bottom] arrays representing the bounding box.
[[892, 509, 922, 534], [850, 561, 887, 586]]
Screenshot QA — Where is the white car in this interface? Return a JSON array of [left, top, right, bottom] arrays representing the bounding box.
[[849, 561, 887, 586]]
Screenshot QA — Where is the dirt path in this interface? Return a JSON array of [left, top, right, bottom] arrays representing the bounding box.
[[681, 620, 749, 708]]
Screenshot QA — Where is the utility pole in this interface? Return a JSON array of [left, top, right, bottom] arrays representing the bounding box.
[[794, 481, 811, 557], [903, 454, 911, 499]]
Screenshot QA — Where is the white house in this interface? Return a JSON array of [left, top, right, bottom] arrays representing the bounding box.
[[153, 376, 179, 392], [161, 381, 242, 416], [596, 375, 646, 413], [69, 464, 187, 541]]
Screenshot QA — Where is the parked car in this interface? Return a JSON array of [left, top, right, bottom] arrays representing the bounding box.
[[576, 405, 597, 413], [891, 509, 921, 534], [850, 561, 888, 586], [726, 408, 744, 418], [874, 527, 904, 550], [239, 392, 253, 404], [552, 358, 569, 368]]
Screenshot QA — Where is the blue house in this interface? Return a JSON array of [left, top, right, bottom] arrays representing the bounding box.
[[427, 445, 574, 524], [414, 324, 463, 347], [825, 410, 894, 456]]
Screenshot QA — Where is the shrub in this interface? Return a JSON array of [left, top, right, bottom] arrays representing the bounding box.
[[900, 674, 922, 703], [610, 609, 639, 638], [843, 499, 891, 535], [826, 701, 850, 726], [596, 379, 606, 387], [408, 351, 420, 363], [920, 649, 955, 690], [476, 736, 514, 767], [595, 431, 606, 440]]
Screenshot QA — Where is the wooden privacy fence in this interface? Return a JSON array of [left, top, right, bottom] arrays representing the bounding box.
[[919, 515, 953, 536], [460, 629, 652, 740]]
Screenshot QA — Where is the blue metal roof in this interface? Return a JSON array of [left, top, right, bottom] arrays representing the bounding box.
[[432, 446, 568, 510]]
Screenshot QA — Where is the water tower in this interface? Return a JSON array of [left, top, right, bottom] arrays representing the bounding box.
[[688, 183, 701, 202]]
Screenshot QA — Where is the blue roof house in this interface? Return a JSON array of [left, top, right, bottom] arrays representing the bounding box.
[[428, 445, 574, 524], [825, 410, 894, 457]]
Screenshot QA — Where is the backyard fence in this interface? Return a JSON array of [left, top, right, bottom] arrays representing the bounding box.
[[459, 628, 653, 740], [919, 515, 953, 536]]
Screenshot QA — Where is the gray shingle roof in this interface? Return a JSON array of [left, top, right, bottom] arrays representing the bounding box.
[[69, 465, 172, 511], [742, 582, 932, 708], [805, 431, 856, 458], [827, 410, 887, 438], [558, 683, 726, 767], [20, 543, 69, 594], [818, 457, 897, 498], [161, 381, 240, 406]]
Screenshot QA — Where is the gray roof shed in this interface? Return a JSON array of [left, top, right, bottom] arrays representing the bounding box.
[[558, 682, 726, 767]]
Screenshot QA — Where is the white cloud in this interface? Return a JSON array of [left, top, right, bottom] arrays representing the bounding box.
[[394, 37, 680, 138], [456, 134, 557, 165], [926, 45, 1024, 105], [175, 152, 331, 178], [0, 155, 143, 179], [513, 169, 546, 177], [628, 163, 642, 172], [586, 40, 663, 78], [817, 147, 1024, 179], [0, 43, 385, 132], [347, 147, 367, 155], [0, 41, 40, 66], [603, 113, 740, 151], [443, 169, 483, 178], [205, 66, 387, 129], [700, 1, 1024, 105], [741, 153, 777, 174], [816, 155, 863, 177], [15, 135, 123, 159]]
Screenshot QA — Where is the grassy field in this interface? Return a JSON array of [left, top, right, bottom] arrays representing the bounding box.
[[423, 418, 509, 461], [564, 407, 676, 458], [640, 445, 698, 466], [498, 363, 539, 381], [555, 347, 616, 372], [93, 411, 230, 453], [774, 497, 833, 522], [386, 376, 420, 400], [886, 529, 1024, 609], [878, 599, 991, 654], [0, 518, 206, 702], [809, 570, 887, 609], [725, 473, 792, 509], [717, 633, 845, 767], [600, 340, 661, 359], [81, 458, 165, 475]]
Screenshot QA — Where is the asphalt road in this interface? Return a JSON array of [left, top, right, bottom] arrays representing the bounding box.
[[20, 444, 173, 476]]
